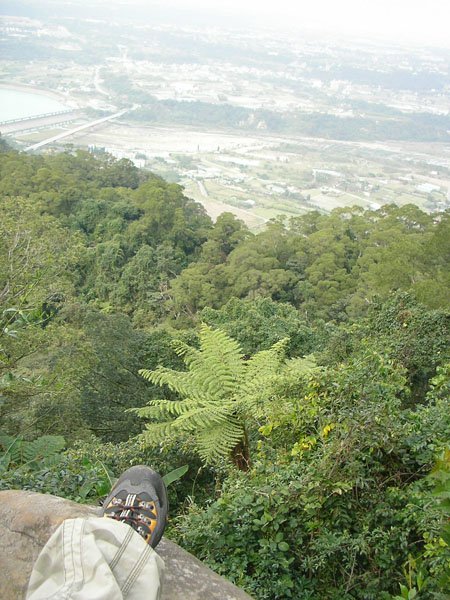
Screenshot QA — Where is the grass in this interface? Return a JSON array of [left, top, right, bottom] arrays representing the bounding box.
[[15, 128, 67, 142]]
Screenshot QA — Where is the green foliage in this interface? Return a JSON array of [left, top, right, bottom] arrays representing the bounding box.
[[365, 293, 449, 401], [320, 292, 449, 404], [391, 555, 430, 600], [0, 196, 80, 312], [0, 433, 69, 496], [163, 464, 189, 487], [0, 449, 114, 504], [50, 306, 177, 441], [426, 447, 450, 594], [169, 204, 449, 323], [202, 296, 324, 356], [0, 436, 212, 515], [0, 149, 212, 323], [0, 433, 66, 473], [0, 195, 85, 437], [174, 354, 450, 599], [199, 213, 250, 265], [136, 325, 293, 467]]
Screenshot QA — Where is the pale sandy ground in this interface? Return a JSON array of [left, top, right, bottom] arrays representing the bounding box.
[[72, 122, 265, 155], [184, 180, 268, 228], [73, 121, 450, 170]]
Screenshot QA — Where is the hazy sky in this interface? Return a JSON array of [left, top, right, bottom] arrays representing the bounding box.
[[146, 0, 450, 47]]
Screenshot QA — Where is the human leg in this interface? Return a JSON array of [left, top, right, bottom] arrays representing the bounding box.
[[27, 466, 167, 600]]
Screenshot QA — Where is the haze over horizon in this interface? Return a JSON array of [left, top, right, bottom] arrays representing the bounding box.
[[2, 0, 450, 48], [128, 0, 450, 48]]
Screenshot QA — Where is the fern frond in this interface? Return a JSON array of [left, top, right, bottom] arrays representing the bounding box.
[[171, 339, 200, 366], [0, 433, 17, 451], [135, 325, 292, 468], [132, 404, 172, 420], [132, 397, 201, 420], [0, 434, 65, 467], [244, 338, 289, 382], [196, 418, 244, 464], [23, 435, 66, 463], [174, 403, 233, 430], [287, 355, 317, 374], [140, 421, 178, 445], [238, 338, 289, 411], [139, 367, 197, 398], [0, 433, 22, 463], [192, 324, 244, 395]]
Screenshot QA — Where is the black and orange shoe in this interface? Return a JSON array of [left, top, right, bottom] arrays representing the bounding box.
[[101, 465, 168, 548]]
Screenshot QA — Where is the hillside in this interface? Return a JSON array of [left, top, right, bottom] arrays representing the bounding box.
[[0, 146, 449, 598]]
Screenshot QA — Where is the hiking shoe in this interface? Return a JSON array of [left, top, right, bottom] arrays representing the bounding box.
[[101, 465, 168, 548]]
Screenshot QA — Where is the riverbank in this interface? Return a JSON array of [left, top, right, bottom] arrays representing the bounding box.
[[0, 82, 78, 108], [0, 83, 80, 123]]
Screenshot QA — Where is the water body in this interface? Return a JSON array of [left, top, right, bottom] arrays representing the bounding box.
[[0, 87, 70, 122]]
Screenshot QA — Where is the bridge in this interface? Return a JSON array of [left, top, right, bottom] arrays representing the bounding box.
[[0, 110, 82, 135], [24, 108, 131, 152], [0, 109, 76, 127]]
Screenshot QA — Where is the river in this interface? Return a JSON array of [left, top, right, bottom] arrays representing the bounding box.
[[0, 86, 71, 122]]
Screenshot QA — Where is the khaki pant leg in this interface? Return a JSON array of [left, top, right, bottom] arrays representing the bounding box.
[[26, 517, 164, 600]]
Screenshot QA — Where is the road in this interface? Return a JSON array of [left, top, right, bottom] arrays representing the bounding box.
[[25, 108, 130, 152], [93, 66, 110, 97], [197, 180, 208, 197]]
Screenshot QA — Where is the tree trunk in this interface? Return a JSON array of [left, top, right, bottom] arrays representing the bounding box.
[[231, 429, 251, 471]]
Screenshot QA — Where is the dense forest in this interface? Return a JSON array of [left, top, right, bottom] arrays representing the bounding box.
[[0, 143, 449, 599]]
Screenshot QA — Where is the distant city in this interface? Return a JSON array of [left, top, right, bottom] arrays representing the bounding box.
[[1, 3, 450, 227]]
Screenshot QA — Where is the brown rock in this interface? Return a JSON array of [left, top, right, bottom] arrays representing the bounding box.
[[0, 490, 253, 600]]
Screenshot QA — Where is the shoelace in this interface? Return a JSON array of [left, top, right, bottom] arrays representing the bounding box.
[[116, 504, 156, 521], [111, 500, 156, 520], [107, 499, 158, 543], [104, 492, 162, 545]]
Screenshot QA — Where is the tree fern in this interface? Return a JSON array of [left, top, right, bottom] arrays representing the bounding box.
[[22, 435, 66, 464], [134, 325, 313, 468], [0, 433, 65, 473]]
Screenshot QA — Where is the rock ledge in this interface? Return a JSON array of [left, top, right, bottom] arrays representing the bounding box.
[[0, 490, 253, 600]]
